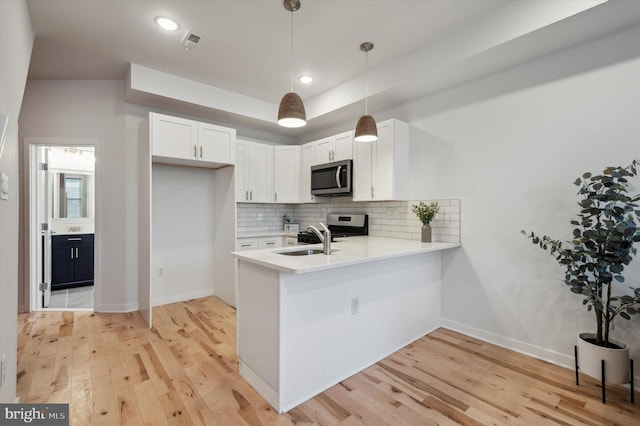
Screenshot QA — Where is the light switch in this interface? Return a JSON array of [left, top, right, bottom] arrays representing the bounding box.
[[0, 173, 8, 200]]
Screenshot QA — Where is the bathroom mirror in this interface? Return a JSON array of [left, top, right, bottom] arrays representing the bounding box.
[[53, 172, 94, 218]]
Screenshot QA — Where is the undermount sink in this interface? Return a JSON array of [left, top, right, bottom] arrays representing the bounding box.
[[276, 248, 338, 256]]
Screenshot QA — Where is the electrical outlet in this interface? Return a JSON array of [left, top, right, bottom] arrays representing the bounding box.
[[351, 296, 360, 315], [158, 267, 165, 277], [1, 354, 6, 387]]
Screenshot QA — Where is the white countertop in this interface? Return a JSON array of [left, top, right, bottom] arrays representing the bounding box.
[[232, 236, 460, 274]]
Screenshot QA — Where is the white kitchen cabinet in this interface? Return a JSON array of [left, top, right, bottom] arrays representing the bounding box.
[[236, 236, 284, 251], [299, 130, 353, 203], [300, 144, 316, 203], [151, 112, 235, 167], [273, 146, 302, 203], [353, 119, 411, 201], [198, 122, 236, 164], [307, 130, 353, 165], [236, 139, 274, 203]]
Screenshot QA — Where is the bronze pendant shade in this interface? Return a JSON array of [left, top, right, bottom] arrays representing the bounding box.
[[278, 0, 307, 128], [354, 42, 377, 142], [278, 92, 307, 128], [354, 114, 378, 142]]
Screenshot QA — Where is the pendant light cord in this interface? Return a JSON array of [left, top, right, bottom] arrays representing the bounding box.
[[289, 10, 294, 93], [364, 49, 369, 115]]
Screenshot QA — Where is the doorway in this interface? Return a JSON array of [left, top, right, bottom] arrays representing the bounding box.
[[27, 139, 99, 312]]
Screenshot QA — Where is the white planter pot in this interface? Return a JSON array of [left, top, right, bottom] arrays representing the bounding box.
[[577, 332, 630, 384]]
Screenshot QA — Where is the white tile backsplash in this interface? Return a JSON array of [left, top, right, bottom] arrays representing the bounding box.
[[236, 199, 461, 244]]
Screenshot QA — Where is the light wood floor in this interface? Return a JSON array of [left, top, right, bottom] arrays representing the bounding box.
[[17, 296, 640, 425]]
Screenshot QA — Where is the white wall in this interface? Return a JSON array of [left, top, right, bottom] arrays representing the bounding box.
[[152, 164, 216, 305], [0, 0, 33, 403], [19, 80, 147, 312], [405, 30, 640, 369], [19, 80, 285, 313]]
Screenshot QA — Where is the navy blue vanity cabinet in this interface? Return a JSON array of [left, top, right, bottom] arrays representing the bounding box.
[[51, 234, 94, 289]]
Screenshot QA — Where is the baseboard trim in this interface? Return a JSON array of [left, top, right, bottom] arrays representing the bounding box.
[[96, 302, 138, 313], [152, 289, 215, 307], [440, 319, 640, 388]]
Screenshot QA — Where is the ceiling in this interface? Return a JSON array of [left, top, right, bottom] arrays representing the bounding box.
[[25, 0, 640, 139]]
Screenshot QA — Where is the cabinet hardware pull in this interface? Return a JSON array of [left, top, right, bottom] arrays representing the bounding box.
[[70, 248, 74, 259], [194, 145, 197, 158], [68, 238, 82, 241], [245, 190, 248, 201], [199, 145, 203, 158], [266, 242, 275, 245], [75, 248, 79, 258], [240, 244, 251, 247], [275, 192, 277, 202], [250, 190, 253, 201]]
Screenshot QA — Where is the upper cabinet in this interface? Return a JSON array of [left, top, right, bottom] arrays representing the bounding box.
[[274, 146, 302, 203], [353, 119, 411, 201], [307, 130, 353, 165], [236, 140, 274, 203], [151, 112, 235, 168], [298, 130, 353, 203], [300, 144, 316, 203], [198, 122, 236, 164]]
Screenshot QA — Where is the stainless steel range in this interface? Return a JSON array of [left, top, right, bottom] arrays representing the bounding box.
[[297, 213, 368, 244]]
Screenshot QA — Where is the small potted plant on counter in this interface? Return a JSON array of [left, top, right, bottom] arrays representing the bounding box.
[[522, 161, 640, 387], [412, 201, 439, 243]]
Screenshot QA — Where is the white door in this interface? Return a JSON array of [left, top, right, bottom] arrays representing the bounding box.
[[36, 146, 52, 308], [199, 123, 235, 164], [246, 143, 273, 203], [333, 132, 353, 161], [313, 139, 333, 164], [274, 146, 301, 203]]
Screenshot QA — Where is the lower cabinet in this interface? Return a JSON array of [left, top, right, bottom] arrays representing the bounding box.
[[51, 234, 94, 290], [236, 236, 285, 251]]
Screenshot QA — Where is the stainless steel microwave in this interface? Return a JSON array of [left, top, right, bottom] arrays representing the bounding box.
[[311, 159, 352, 196]]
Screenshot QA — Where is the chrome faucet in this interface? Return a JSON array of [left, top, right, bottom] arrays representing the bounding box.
[[306, 223, 332, 255]]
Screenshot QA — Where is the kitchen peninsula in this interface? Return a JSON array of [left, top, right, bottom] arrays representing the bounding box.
[[232, 236, 459, 413]]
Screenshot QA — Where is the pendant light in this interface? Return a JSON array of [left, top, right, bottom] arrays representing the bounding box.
[[354, 42, 377, 142], [278, 0, 307, 128]]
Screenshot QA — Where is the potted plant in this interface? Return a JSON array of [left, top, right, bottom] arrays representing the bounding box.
[[412, 201, 439, 242], [522, 161, 640, 384]]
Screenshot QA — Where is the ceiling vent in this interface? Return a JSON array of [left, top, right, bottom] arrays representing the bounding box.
[[181, 31, 201, 50]]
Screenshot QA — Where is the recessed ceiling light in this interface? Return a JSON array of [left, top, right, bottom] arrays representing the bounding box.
[[154, 16, 180, 31], [299, 75, 314, 84]]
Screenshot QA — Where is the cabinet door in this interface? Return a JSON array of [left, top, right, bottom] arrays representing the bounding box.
[[151, 113, 198, 160], [333, 131, 353, 161], [235, 140, 248, 201], [372, 121, 394, 200], [51, 238, 75, 286], [274, 146, 301, 203], [300, 144, 315, 203], [73, 236, 94, 284], [198, 123, 235, 164], [313, 139, 333, 164], [246, 143, 274, 202], [352, 138, 373, 201]]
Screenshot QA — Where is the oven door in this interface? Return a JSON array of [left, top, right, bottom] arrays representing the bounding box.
[[311, 160, 352, 196]]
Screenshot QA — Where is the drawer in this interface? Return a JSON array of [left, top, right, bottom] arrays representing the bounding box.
[[236, 239, 258, 251], [259, 237, 282, 249]]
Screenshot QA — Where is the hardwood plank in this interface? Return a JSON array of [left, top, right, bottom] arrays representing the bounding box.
[[17, 297, 640, 425]]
